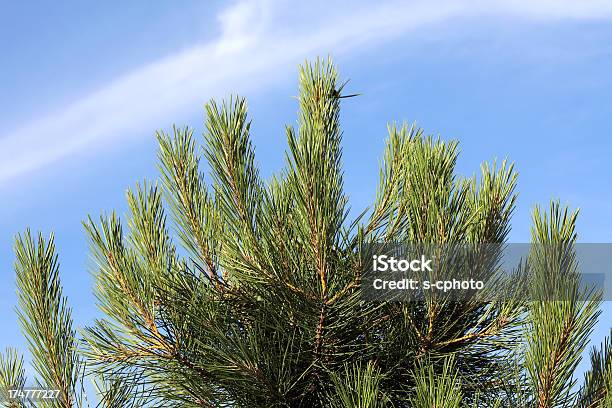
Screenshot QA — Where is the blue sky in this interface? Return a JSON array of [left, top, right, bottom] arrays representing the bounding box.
[[1, 0, 611, 382]]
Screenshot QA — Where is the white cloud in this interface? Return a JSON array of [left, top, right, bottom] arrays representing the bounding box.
[[491, 0, 612, 19], [2, 0, 612, 185]]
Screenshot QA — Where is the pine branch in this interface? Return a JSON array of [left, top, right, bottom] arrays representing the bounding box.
[[92, 373, 153, 408], [325, 361, 388, 408], [0, 348, 27, 408], [157, 126, 221, 281], [126, 180, 177, 276], [282, 59, 352, 394], [577, 329, 612, 408], [525, 202, 602, 408], [204, 97, 261, 245], [408, 357, 463, 408], [14, 231, 82, 408]]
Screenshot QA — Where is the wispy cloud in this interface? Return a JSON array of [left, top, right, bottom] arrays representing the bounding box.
[[2, 0, 612, 185]]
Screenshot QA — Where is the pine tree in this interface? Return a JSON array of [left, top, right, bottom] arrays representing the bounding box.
[[1, 58, 610, 407]]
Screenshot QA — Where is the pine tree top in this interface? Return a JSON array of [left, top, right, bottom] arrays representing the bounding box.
[[2, 58, 610, 408]]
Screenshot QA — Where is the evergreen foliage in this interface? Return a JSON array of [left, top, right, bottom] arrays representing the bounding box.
[[1, 58, 610, 407]]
